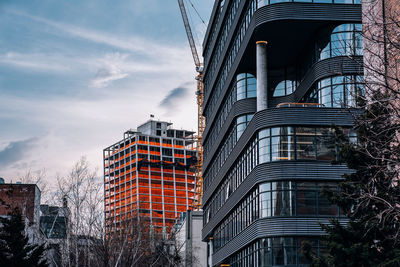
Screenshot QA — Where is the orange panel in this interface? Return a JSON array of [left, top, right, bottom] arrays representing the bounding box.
[[139, 187, 149, 194]]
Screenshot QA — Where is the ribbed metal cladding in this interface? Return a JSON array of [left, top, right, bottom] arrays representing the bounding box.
[[202, 161, 351, 239], [203, 98, 256, 144], [203, 99, 256, 169], [212, 217, 349, 265], [204, 17, 256, 114], [255, 3, 362, 26], [202, 108, 357, 183], [269, 56, 364, 107], [204, 0, 248, 73], [202, 0, 221, 52]]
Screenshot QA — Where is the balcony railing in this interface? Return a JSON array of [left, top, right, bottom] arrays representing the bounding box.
[[276, 102, 325, 108]]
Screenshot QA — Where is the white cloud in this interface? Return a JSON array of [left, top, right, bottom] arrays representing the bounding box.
[[0, 52, 71, 72], [6, 8, 188, 61], [90, 52, 129, 88]]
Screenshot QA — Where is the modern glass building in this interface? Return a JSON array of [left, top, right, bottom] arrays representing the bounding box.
[[103, 120, 197, 235], [201, 1, 363, 266]]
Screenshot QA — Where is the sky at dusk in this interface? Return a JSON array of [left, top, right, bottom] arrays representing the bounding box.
[[0, 0, 214, 185]]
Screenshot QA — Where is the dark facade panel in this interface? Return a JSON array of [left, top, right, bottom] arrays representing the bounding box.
[[203, 108, 356, 177], [255, 3, 362, 26], [212, 217, 349, 265], [202, 161, 350, 239], [204, 17, 256, 117], [203, 98, 256, 144], [203, 0, 248, 70], [202, 0, 221, 51]]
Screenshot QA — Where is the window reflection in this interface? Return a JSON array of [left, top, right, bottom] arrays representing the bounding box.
[[319, 24, 363, 61], [273, 80, 297, 97], [236, 73, 257, 100], [204, 126, 355, 224], [271, 127, 295, 161], [248, 237, 325, 267], [211, 180, 340, 251], [258, 126, 346, 163], [296, 127, 316, 160], [259, 181, 338, 218], [297, 182, 317, 215], [236, 114, 253, 140], [305, 75, 364, 108]]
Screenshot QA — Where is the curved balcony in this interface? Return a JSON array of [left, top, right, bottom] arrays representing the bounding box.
[[203, 107, 356, 177], [211, 216, 349, 265], [202, 161, 350, 239]]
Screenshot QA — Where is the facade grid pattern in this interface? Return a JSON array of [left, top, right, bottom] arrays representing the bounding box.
[[104, 121, 197, 234]]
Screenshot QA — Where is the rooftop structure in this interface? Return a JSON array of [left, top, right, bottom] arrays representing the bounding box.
[[104, 120, 197, 235]]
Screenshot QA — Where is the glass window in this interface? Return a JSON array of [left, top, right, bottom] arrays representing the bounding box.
[[259, 138, 270, 163], [297, 182, 317, 215], [259, 238, 272, 267], [318, 183, 338, 216], [236, 73, 257, 100], [273, 81, 285, 97], [318, 23, 363, 61], [273, 80, 297, 97], [237, 78, 246, 100], [272, 182, 294, 216], [296, 127, 316, 160], [306, 75, 363, 108], [316, 128, 336, 160], [236, 114, 253, 141], [247, 78, 257, 97], [271, 127, 294, 161], [272, 238, 296, 265]]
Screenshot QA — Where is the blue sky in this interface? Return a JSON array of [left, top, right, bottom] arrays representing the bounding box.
[[0, 0, 214, 184]]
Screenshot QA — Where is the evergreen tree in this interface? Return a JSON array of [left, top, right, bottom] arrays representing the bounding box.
[[0, 207, 48, 267], [303, 91, 400, 267]]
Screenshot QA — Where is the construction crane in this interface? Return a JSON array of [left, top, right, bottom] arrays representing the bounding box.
[[177, 0, 205, 211]]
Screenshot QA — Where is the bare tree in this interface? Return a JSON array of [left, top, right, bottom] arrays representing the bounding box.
[[56, 157, 103, 267], [352, 0, 400, 239]]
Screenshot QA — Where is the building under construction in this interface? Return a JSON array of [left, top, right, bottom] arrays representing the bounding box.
[[103, 119, 197, 235]]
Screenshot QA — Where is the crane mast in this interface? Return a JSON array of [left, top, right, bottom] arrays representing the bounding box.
[[177, 0, 205, 211]]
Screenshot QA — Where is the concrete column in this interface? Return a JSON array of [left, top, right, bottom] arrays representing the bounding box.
[[256, 41, 268, 111]]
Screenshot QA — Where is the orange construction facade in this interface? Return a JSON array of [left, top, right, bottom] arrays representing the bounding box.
[[104, 120, 197, 234]]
